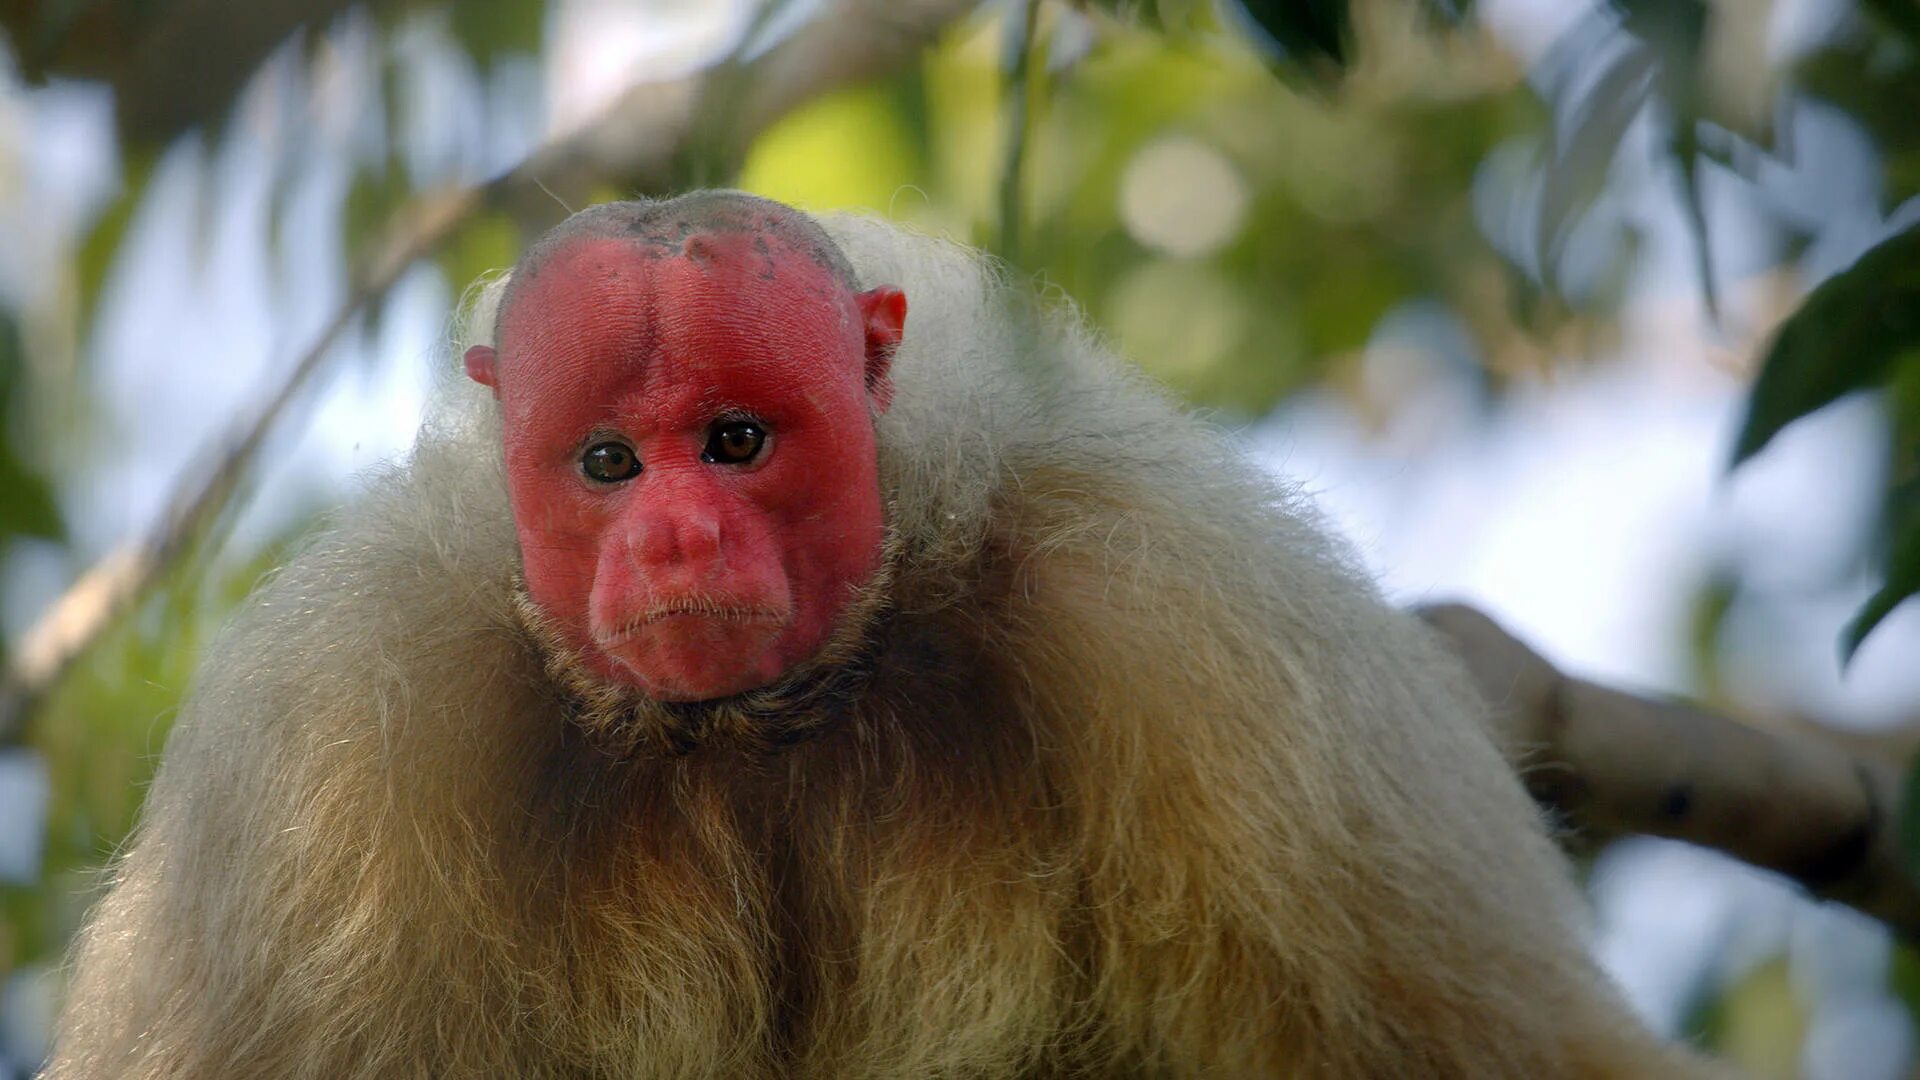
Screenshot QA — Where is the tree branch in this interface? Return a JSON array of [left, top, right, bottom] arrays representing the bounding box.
[[1419, 602, 1920, 940], [0, 0, 983, 743]]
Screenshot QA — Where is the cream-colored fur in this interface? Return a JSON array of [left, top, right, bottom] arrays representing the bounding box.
[[48, 210, 1724, 1078]]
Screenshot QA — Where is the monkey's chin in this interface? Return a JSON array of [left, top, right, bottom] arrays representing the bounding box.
[[509, 550, 896, 759], [594, 623, 790, 704]]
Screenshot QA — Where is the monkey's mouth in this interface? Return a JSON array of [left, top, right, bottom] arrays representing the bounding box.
[[517, 587, 882, 758], [595, 596, 790, 647], [512, 534, 898, 759]]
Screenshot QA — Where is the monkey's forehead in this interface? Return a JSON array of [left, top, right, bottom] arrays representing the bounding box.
[[517, 194, 860, 291], [490, 236, 864, 394], [502, 234, 851, 323], [494, 229, 855, 350]]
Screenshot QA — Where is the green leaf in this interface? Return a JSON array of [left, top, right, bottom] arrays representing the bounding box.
[[1686, 569, 1738, 697], [1421, 0, 1474, 26], [1670, 126, 1718, 322], [1892, 942, 1920, 1020], [1732, 225, 1920, 465], [343, 160, 413, 273], [1535, 43, 1655, 289], [1224, 0, 1350, 70], [1797, 34, 1920, 206], [1844, 476, 1920, 661], [1528, 3, 1717, 313], [1862, 0, 1920, 52], [1900, 754, 1920, 888], [1076, 0, 1172, 33], [1615, 0, 1707, 81], [1616, 0, 1714, 320], [435, 211, 522, 301], [73, 148, 156, 333], [446, 0, 547, 71], [0, 455, 61, 540], [0, 314, 61, 541]]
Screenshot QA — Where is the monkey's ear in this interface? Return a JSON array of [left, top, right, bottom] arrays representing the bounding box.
[[464, 345, 500, 397], [856, 285, 906, 413]]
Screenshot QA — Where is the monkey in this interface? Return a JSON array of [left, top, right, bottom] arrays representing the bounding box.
[[47, 191, 1725, 1078]]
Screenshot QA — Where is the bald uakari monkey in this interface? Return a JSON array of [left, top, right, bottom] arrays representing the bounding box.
[[49, 192, 1726, 1078]]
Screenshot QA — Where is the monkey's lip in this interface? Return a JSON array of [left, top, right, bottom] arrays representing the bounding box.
[[593, 598, 790, 646]]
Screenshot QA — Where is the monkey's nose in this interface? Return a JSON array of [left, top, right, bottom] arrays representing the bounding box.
[[629, 512, 723, 567]]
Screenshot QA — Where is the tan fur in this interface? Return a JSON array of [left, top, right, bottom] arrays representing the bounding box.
[[48, 212, 1723, 1078]]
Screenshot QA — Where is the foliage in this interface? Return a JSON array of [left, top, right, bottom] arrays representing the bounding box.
[[0, 316, 60, 554], [1723, 217, 1920, 891], [2, 542, 294, 975], [1, 0, 1919, 1073], [1732, 224, 1920, 659]]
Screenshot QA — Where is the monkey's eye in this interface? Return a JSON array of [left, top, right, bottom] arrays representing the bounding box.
[[703, 419, 767, 465], [581, 442, 641, 483]]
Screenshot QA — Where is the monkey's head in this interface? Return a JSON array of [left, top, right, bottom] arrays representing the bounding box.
[[464, 194, 907, 705]]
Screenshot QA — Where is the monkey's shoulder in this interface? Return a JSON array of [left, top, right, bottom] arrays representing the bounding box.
[[165, 472, 529, 753]]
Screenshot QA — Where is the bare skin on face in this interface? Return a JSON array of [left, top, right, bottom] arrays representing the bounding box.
[[464, 228, 906, 702]]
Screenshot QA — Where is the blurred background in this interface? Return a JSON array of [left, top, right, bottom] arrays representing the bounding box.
[[0, 0, 1916, 1075]]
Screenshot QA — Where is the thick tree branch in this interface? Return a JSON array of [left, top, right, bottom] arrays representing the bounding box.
[[1420, 602, 1919, 940], [0, 0, 983, 742]]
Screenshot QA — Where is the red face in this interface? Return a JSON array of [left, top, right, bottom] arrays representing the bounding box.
[[465, 230, 906, 702]]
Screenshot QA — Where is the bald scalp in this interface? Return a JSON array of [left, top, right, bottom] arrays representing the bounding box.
[[494, 191, 863, 348]]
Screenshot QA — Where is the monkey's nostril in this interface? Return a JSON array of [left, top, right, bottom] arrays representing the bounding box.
[[628, 515, 723, 567], [682, 517, 722, 560]]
